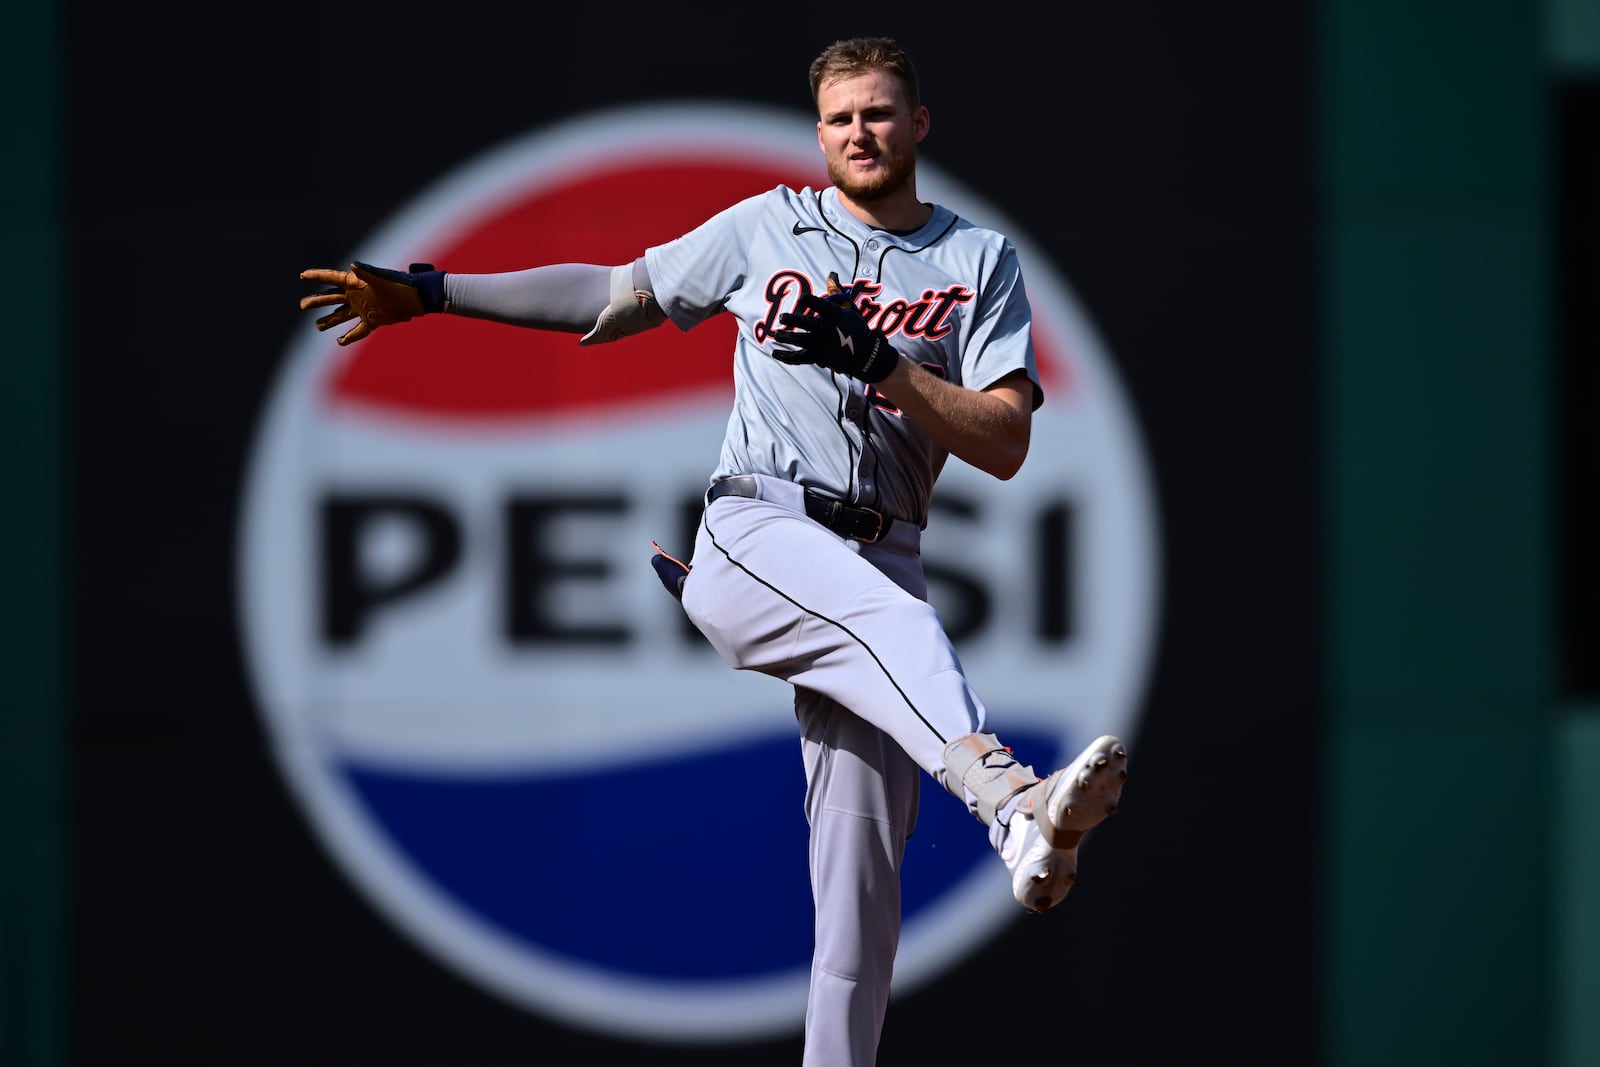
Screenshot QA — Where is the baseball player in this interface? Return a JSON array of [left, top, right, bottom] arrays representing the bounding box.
[[298, 36, 1129, 1066]]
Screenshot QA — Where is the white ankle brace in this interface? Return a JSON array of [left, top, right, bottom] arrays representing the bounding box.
[[941, 732, 1040, 826]]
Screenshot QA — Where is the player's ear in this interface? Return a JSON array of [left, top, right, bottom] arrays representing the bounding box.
[[816, 120, 826, 154], [913, 106, 930, 143]]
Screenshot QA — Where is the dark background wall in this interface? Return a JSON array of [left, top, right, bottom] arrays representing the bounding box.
[[28, 3, 1321, 1065], [10, 1, 1588, 1065]]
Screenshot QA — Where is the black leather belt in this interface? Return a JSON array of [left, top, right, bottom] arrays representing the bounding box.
[[706, 475, 893, 544]]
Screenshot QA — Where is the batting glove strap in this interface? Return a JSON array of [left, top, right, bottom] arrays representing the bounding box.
[[848, 331, 899, 383], [408, 263, 448, 314]]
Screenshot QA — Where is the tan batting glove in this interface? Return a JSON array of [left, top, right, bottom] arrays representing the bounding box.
[[298, 261, 439, 346]]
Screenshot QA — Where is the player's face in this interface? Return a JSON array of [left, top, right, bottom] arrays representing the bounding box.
[[816, 71, 929, 207]]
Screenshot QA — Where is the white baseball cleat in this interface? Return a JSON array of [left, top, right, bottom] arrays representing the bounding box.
[[999, 734, 1129, 915]]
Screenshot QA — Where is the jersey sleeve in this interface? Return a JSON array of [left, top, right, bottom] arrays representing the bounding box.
[[642, 189, 775, 331], [963, 242, 1044, 410]]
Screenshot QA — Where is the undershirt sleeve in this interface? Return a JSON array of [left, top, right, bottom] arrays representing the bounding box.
[[442, 262, 628, 333]]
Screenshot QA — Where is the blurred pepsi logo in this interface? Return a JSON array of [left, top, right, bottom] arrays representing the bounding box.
[[239, 103, 1160, 1042]]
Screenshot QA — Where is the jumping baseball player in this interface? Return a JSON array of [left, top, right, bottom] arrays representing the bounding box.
[[298, 36, 1129, 1066]]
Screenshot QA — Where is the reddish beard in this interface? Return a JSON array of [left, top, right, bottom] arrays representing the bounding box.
[[828, 144, 917, 204]]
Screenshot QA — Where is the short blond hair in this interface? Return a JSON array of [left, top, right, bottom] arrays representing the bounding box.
[[808, 37, 921, 111]]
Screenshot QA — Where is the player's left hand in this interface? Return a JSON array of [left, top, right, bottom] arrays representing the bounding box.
[[298, 261, 448, 346], [770, 276, 899, 383]]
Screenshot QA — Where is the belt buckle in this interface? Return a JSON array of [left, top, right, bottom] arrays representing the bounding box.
[[803, 489, 888, 543], [855, 509, 887, 543]]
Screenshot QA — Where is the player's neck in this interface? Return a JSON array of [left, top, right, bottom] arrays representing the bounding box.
[[836, 188, 933, 234]]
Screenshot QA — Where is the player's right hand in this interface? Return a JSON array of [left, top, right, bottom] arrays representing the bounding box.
[[298, 261, 447, 346]]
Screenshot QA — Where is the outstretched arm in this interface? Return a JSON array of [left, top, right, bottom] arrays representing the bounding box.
[[298, 258, 663, 346]]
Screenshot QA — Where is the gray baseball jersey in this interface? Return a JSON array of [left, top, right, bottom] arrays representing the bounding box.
[[644, 184, 1040, 527]]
